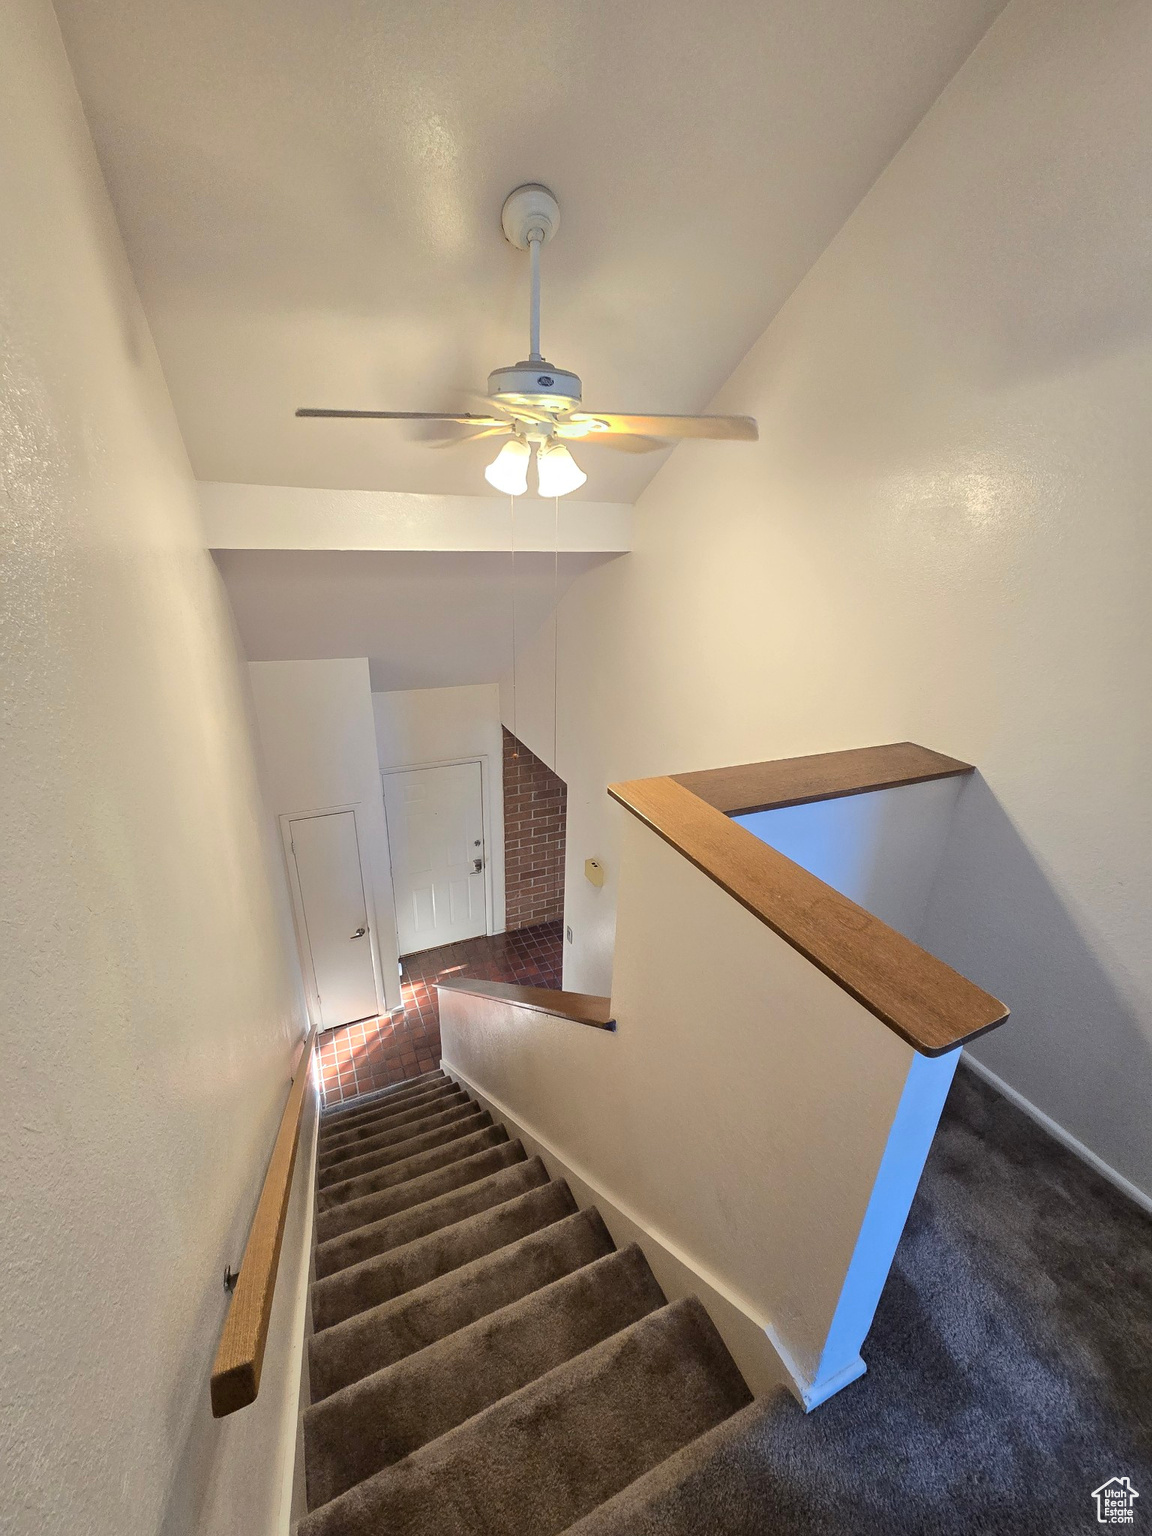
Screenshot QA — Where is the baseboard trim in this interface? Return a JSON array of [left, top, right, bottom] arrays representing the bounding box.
[[443, 1058, 826, 1409], [962, 1054, 1152, 1216], [802, 1354, 868, 1410]]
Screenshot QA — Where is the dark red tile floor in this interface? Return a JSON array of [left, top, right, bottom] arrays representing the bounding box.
[[317, 920, 564, 1108]]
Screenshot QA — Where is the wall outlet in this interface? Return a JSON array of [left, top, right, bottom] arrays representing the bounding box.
[[566, 925, 574, 943]]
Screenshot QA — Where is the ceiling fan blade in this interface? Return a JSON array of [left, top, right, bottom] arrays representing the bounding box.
[[567, 412, 758, 441], [295, 408, 507, 425], [553, 423, 663, 453], [428, 425, 512, 450]]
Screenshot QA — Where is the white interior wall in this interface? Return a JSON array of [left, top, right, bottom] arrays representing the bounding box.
[[374, 684, 507, 935], [0, 2, 311, 1531], [247, 659, 402, 1015], [504, 0, 1152, 1199]]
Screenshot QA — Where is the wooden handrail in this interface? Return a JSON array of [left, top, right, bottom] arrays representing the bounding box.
[[436, 978, 616, 1031], [610, 743, 1008, 1057], [210, 1028, 316, 1417]]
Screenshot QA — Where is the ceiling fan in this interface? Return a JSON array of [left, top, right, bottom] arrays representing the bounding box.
[[296, 184, 758, 498]]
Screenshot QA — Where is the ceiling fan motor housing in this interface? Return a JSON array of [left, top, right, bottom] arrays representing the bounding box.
[[488, 361, 582, 413]]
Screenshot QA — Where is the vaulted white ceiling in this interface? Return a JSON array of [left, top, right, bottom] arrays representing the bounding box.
[[56, 0, 1004, 504]]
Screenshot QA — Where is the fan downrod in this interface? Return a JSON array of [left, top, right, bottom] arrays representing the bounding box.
[[492, 183, 579, 411]]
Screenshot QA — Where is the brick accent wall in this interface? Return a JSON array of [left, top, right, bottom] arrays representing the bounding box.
[[503, 727, 567, 930]]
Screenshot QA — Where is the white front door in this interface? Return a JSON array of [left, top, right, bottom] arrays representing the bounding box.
[[383, 761, 487, 956], [289, 809, 379, 1029]]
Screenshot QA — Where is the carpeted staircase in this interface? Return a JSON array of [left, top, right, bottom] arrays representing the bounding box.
[[298, 1068, 755, 1535]]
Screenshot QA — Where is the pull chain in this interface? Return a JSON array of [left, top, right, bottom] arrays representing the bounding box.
[[553, 495, 559, 774], [509, 492, 518, 758]]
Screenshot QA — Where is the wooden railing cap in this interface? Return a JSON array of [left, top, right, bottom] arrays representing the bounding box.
[[671, 741, 975, 817], [609, 743, 1007, 1057], [437, 978, 616, 1031]]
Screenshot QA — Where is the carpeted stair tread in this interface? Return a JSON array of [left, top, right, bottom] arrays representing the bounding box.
[[320, 1083, 466, 1148], [319, 1089, 471, 1162], [320, 1079, 462, 1139], [311, 1173, 572, 1328], [309, 1206, 615, 1401], [316, 1127, 512, 1236], [317, 1110, 492, 1195], [297, 1297, 752, 1536], [322, 1070, 445, 1124], [304, 1243, 666, 1506], [561, 1398, 783, 1536], [314, 1144, 534, 1276], [320, 1075, 449, 1135], [318, 1099, 483, 1176]]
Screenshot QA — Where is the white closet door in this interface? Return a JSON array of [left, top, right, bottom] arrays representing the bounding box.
[[290, 809, 379, 1028]]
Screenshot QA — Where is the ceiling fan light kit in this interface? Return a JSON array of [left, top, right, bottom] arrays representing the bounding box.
[[483, 435, 530, 496], [296, 183, 757, 497], [536, 437, 587, 497]]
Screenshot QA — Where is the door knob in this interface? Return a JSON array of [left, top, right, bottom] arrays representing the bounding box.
[[350, 925, 367, 939], [473, 858, 483, 873]]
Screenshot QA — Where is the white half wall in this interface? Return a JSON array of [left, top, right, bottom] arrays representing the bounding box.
[[248, 659, 402, 1015], [442, 811, 960, 1408], [503, 0, 1152, 1202], [1, 2, 310, 1530], [374, 684, 507, 935]]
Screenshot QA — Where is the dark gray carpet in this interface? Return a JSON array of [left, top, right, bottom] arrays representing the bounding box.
[[567, 1064, 1152, 1534], [301, 1062, 1151, 1534]]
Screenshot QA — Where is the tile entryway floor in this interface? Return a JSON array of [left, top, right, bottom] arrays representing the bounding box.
[[317, 920, 564, 1107]]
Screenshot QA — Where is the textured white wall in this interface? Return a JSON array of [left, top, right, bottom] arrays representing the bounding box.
[[0, 2, 309, 1531], [248, 659, 402, 1014], [505, 0, 1152, 1198], [374, 683, 507, 933]]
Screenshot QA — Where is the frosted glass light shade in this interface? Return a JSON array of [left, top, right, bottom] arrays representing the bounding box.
[[536, 438, 587, 497], [484, 437, 530, 495]]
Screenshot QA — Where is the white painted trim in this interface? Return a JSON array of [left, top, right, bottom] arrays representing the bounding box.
[[198, 480, 633, 553], [962, 1054, 1152, 1216], [441, 1057, 811, 1408], [276, 1063, 320, 1533], [802, 1355, 867, 1410], [381, 756, 502, 951], [279, 804, 386, 1031]]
